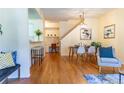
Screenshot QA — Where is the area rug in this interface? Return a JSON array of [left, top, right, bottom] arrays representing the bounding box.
[[84, 74, 124, 84]]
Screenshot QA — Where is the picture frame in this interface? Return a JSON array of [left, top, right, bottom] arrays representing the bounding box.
[[80, 28, 92, 40], [104, 24, 115, 39]]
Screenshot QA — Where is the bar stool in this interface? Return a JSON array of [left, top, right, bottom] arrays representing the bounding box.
[[31, 47, 43, 66]]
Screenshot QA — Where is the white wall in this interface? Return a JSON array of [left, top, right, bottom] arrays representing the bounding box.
[[45, 20, 59, 28], [0, 9, 18, 51], [98, 9, 124, 63], [59, 19, 80, 38], [45, 28, 59, 37], [15, 9, 31, 78], [61, 18, 99, 56], [0, 9, 31, 78], [59, 21, 68, 37]]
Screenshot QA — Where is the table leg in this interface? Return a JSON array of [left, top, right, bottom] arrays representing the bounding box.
[[76, 54, 79, 63], [69, 48, 71, 58], [72, 49, 74, 59]]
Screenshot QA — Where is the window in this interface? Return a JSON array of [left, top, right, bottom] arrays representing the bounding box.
[[28, 20, 43, 41]]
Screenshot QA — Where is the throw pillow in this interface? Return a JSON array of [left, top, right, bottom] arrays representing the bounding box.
[[99, 46, 114, 58], [0, 52, 15, 70], [1, 51, 17, 64]]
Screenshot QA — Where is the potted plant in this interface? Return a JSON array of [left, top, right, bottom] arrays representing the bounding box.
[[91, 42, 101, 49], [34, 29, 42, 41]]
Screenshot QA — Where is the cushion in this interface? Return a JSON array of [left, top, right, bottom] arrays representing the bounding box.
[[101, 58, 119, 64], [11, 51, 17, 64], [1, 51, 17, 64], [0, 53, 15, 70], [99, 47, 114, 58]]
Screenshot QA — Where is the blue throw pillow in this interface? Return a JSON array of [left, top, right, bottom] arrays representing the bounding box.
[[11, 51, 17, 64], [99, 47, 114, 58]]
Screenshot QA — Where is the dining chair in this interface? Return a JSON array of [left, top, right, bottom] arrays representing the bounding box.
[[51, 43, 57, 52], [87, 46, 96, 63], [76, 46, 86, 63]]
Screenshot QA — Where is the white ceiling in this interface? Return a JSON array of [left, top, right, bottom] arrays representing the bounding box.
[[41, 8, 114, 21]]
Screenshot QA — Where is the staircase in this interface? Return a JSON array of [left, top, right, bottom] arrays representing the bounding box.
[[60, 20, 81, 40]]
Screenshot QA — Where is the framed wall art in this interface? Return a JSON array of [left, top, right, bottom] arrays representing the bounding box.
[[104, 24, 115, 39], [80, 28, 92, 40]]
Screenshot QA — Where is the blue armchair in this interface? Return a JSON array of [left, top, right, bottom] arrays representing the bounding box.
[[97, 47, 122, 73]]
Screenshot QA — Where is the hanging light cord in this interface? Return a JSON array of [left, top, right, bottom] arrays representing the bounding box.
[[80, 12, 85, 24]]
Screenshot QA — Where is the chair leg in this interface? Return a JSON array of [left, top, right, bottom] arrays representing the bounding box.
[[86, 53, 89, 63], [84, 53, 86, 63], [18, 67, 20, 80], [99, 66, 102, 73], [89, 54, 91, 63], [76, 54, 79, 63]]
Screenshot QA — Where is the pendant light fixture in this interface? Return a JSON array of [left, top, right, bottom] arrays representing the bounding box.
[[80, 12, 88, 29]]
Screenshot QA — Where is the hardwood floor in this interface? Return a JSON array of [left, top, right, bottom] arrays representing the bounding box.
[[8, 53, 119, 84]]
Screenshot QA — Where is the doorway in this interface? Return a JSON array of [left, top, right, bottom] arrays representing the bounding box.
[[44, 20, 60, 54]]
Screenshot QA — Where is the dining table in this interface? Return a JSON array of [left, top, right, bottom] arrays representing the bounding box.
[[68, 45, 91, 58], [68, 46, 79, 58]]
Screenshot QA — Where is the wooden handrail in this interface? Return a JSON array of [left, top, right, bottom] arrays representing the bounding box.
[[60, 20, 81, 40]]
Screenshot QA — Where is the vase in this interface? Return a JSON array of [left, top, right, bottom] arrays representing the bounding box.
[[38, 36, 40, 41]]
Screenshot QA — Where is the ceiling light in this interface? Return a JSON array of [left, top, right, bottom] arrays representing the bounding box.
[[80, 12, 88, 29]]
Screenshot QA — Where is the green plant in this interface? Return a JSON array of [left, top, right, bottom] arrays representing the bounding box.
[[35, 29, 42, 40], [91, 42, 101, 49]]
